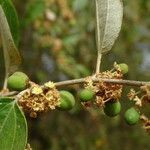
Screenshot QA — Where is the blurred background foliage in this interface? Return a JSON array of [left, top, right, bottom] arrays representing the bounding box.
[[0, 0, 150, 149]]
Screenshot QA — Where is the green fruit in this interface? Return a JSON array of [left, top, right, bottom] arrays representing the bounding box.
[[79, 88, 94, 102], [118, 63, 129, 74], [124, 108, 140, 125], [58, 91, 75, 111], [7, 72, 29, 91], [104, 101, 121, 117]]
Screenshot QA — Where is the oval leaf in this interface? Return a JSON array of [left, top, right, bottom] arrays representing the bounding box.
[[0, 0, 19, 46], [0, 98, 27, 150], [95, 0, 123, 54], [0, 5, 21, 75]]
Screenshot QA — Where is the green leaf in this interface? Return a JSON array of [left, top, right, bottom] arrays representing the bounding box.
[[0, 98, 27, 150], [0, 5, 21, 78], [0, 0, 19, 46]]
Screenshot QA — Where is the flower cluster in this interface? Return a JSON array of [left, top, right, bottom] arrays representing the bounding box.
[[18, 82, 60, 118], [128, 84, 150, 107], [128, 85, 150, 133], [83, 69, 123, 107], [94, 70, 123, 107]]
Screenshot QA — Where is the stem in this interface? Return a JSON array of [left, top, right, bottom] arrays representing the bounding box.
[[55, 77, 149, 87], [3, 73, 8, 90], [0, 91, 18, 97], [95, 0, 102, 74], [1, 77, 149, 97], [96, 53, 102, 74]]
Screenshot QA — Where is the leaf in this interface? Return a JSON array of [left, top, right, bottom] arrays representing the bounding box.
[[95, 0, 123, 54], [0, 0, 19, 46], [0, 97, 27, 150], [0, 5, 21, 76]]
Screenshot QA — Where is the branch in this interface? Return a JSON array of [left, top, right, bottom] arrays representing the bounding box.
[[0, 77, 149, 97], [55, 77, 150, 87]]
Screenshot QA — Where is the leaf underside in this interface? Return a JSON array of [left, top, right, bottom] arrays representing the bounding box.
[[0, 0, 19, 46], [95, 0, 123, 54], [0, 4, 21, 75], [0, 98, 27, 150]]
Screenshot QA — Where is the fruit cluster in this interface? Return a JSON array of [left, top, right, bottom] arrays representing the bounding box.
[[5, 63, 148, 128], [78, 88, 140, 125]]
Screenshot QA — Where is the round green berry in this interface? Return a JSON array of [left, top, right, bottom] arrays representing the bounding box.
[[124, 107, 140, 125], [7, 72, 29, 91], [79, 88, 94, 102], [58, 91, 75, 111], [104, 101, 121, 117], [118, 63, 129, 74]]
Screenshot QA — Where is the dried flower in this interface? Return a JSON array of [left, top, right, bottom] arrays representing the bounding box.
[[140, 115, 150, 134], [94, 70, 123, 107], [127, 89, 136, 100], [18, 83, 60, 117], [140, 84, 150, 104], [25, 143, 32, 150], [133, 96, 142, 107]]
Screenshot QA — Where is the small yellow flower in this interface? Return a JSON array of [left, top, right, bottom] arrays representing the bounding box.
[[31, 86, 43, 95], [44, 81, 55, 88]]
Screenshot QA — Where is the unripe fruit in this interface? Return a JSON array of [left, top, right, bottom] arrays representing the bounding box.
[[124, 107, 140, 125], [7, 72, 29, 91], [79, 88, 94, 102], [118, 63, 129, 74], [104, 101, 121, 117], [58, 91, 75, 111]]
